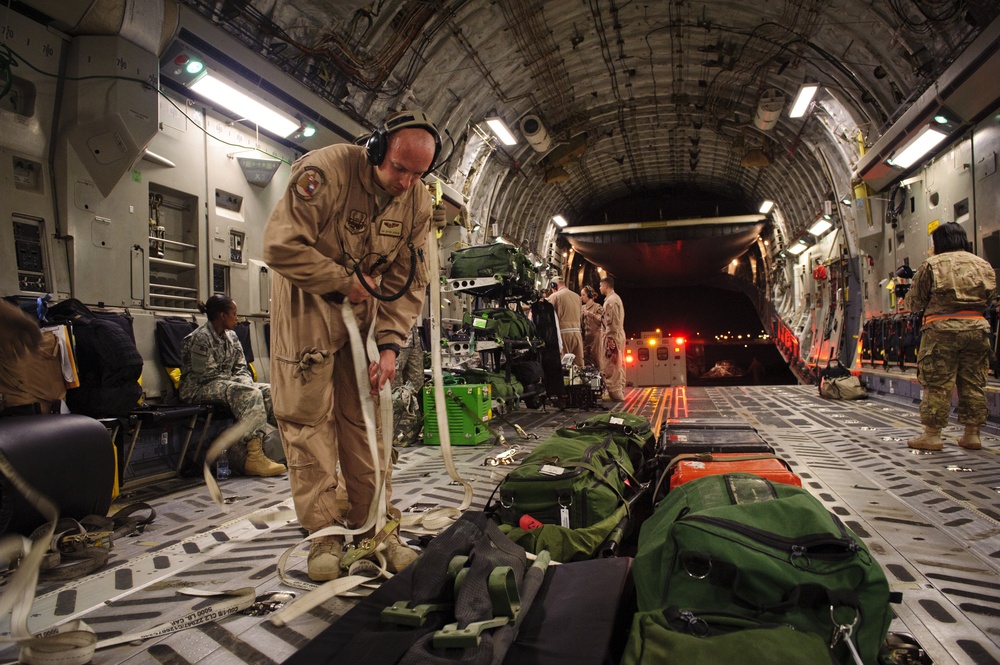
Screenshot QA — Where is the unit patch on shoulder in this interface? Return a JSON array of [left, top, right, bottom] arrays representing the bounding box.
[[346, 210, 368, 234], [379, 219, 403, 237], [293, 166, 325, 200]]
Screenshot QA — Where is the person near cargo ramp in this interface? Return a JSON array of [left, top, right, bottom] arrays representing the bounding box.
[[180, 295, 286, 477], [600, 275, 627, 401], [580, 285, 604, 367], [905, 222, 996, 451], [264, 110, 438, 582], [547, 277, 585, 368]]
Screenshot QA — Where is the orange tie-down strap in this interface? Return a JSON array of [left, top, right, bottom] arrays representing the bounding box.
[[921, 310, 986, 324]]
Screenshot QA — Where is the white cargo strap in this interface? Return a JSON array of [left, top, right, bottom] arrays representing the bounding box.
[[400, 224, 473, 535], [0, 453, 256, 665], [273, 296, 393, 608]]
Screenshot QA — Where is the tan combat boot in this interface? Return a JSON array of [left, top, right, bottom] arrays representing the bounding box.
[[382, 533, 419, 573], [907, 427, 943, 451], [308, 536, 343, 582], [244, 437, 287, 477], [958, 425, 982, 450]]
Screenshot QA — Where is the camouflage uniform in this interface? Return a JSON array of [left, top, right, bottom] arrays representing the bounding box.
[[547, 286, 585, 368], [179, 321, 275, 449], [907, 251, 996, 429], [601, 291, 627, 398], [581, 298, 604, 367]]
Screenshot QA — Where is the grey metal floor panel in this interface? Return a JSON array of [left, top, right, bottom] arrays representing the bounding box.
[[1, 385, 998, 664]]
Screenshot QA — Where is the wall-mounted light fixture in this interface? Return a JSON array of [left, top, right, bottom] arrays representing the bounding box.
[[887, 124, 949, 168], [807, 218, 833, 236], [485, 117, 518, 145], [189, 70, 300, 137], [552, 214, 568, 228], [787, 240, 809, 255], [495, 235, 512, 244], [759, 200, 774, 214], [788, 83, 819, 119]]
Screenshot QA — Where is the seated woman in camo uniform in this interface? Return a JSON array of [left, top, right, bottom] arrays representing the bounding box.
[[180, 294, 285, 477]]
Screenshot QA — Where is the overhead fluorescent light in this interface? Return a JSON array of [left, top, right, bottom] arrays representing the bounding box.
[[789, 83, 819, 118], [190, 71, 300, 138], [495, 235, 512, 244], [887, 125, 948, 169], [787, 241, 808, 255], [759, 200, 774, 214], [486, 117, 518, 145], [552, 214, 568, 228], [807, 218, 833, 236]]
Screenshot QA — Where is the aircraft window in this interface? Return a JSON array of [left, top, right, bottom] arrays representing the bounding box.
[[656, 348, 670, 360], [955, 198, 969, 221], [638, 348, 650, 361], [928, 192, 938, 207]]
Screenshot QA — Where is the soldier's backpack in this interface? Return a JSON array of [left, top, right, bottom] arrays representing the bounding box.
[[629, 473, 894, 665], [449, 243, 536, 297], [47, 299, 143, 418]]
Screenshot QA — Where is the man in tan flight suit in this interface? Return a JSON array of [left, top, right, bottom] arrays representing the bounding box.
[[600, 275, 626, 401], [547, 277, 585, 368], [580, 285, 604, 367], [264, 110, 438, 581]]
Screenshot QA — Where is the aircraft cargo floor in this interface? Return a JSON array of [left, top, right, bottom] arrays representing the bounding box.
[[2, 385, 999, 665]]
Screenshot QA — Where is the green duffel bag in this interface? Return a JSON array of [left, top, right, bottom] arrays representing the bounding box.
[[459, 368, 524, 404], [499, 503, 628, 563], [449, 244, 535, 296], [571, 411, 656, 476], [495, 430, 633, 530], [621, 607, 837, 665], [463, 307, 535, 341], [634, 473, 893, 665]]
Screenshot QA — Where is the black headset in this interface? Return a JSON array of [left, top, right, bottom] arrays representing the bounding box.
[[365, 110, 443, 173]]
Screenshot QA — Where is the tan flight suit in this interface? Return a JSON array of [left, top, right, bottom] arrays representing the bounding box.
[[907, 250, 996, 430], [581, 298, 604, 367], [547, 287, 585, 368], [601, 291, 627, 398], [263, 144, 431, 534]]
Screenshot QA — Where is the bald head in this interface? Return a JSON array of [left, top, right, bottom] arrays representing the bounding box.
[[374, 127, 437, 196]]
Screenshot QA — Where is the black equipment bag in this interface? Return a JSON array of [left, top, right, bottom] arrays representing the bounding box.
[[530, 299, 565, 397], [47, 299, 143, 418], [283, 512, 635, 665]]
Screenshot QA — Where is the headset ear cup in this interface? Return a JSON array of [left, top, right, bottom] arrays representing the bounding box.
[[366, 130, 387, 166]]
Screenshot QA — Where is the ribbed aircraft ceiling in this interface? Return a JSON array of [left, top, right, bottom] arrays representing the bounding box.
[[178, 0, 997, 281]]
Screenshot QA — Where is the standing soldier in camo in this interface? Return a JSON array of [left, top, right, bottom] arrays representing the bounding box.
[[906, 222, 996, 451], [180, 295, 286, 476]]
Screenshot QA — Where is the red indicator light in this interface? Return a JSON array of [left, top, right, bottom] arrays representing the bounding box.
[[174, 54, 190, 66], [674, 337, 685, 345]]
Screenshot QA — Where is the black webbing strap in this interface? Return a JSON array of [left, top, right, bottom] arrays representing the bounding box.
[[333, 513, 507, 664]]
